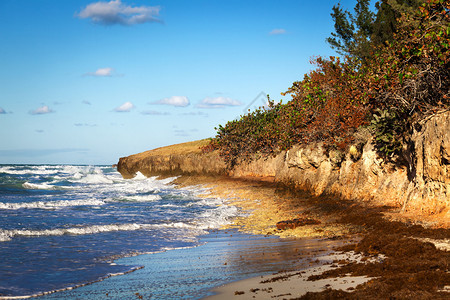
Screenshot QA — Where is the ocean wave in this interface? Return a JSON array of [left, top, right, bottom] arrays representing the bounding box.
[[196, 204, 240, 229], [0, 165, 66, 176], [22, 182, 57, 190], [0, 223, 147, 242], [151, 222, 199, 229], [133, 172, 148, 180], [118, 194, 162, 202], [0, 199, 106, 210], [0, 195, 163, 210], [74, 174, 114, 184], [0, 222, 208, 242]]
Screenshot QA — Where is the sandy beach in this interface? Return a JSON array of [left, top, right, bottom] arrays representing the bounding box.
[[206, 251, 379, 299], [174, 175, 450, 299]]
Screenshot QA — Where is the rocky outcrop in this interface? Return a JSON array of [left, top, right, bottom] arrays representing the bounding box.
[[231, 141, 412, 209], [117, 112, 450, 214], [232, 111, 450, 214], [405, 111, 450, 213], [117, 140, 227, 179]]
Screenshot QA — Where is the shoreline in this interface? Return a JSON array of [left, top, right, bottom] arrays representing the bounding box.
[[205, 251, 380, 299], [173, 175, 450, 299], [30, 173, 450, 299], [38, 229, 343, 299], [36, 174, 357, 300]]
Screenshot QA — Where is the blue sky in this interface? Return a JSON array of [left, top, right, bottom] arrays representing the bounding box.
[[0, 0, 358, 165]]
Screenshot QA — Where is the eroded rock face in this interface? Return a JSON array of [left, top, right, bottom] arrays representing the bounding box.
[[286, 144, 327, 169], [117, 112, 450, 215], [117, 140, 227, 179], [406, 111, 450, 213], [231, 111, 450, 214], [118, 152, 227, 179]]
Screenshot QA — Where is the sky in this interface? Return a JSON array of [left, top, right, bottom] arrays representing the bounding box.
[[0, 0, 359, 165]]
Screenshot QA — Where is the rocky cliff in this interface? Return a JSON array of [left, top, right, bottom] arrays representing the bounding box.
[[117, 140, 227, 179], [117, 111, 450, 215]]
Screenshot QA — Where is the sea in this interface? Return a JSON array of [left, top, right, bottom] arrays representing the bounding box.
[[0, 164, 242, 298], [0, 164, 340, 299]]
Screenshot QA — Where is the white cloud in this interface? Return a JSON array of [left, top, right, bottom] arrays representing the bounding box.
[[152, 96, 190, 107], [85, 67, 114, 77], [114, 101, 135, 112], [181, 111, 208, 117], [0, 108, 6, 114], [30, 105, 53, 115], [77, 0, 161, 26], [197, 97, 242, 108], [269, 28, 286, 35], [141, 110, 170, 115]]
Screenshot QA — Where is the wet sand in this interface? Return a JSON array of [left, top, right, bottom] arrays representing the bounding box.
[[39, 230, 344, 299], [175, 175, 450, 299], [206, 251, 378, 299]]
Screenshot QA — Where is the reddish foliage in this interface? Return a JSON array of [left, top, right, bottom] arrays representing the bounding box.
[[209, 0, 449, 168]]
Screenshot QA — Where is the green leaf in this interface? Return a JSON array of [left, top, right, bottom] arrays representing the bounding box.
[[398, 73, 404, 84]]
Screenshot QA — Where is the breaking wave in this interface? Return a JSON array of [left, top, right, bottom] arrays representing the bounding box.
[[0, 222, 207, 242], [0, 199, 106, 210]]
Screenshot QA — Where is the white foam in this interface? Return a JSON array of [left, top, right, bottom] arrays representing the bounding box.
[[62, 165, 85, 174], [157, 176, 179, 185], [196, 203, 240, 229], [159, 204, 178, 207], [0, 166, 59, 175], [1, 165, 243, 247], [22, 182, 55, 190], [119, 194, 162, 202], [156, 222, 197, 229], [0, 223, 148, 242], [75, 174, 114, 184], [132, 172, 148, 180], [72, 172, 83, 180], [0, 221, 212, 243], [0, 199, 106, 210]]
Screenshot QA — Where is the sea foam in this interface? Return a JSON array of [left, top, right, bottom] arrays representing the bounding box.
[[0, 222, 210, 242], [0, 199, 106, 210], [0, 223, 148, 242], [22, 182, 56, 190]]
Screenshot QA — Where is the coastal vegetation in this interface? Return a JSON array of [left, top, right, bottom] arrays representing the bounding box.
[[205, 0, 449, 168]]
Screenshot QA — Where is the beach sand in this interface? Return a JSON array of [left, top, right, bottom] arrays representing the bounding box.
[[174, 175, 450, 299], [206, 251, 378, 299]]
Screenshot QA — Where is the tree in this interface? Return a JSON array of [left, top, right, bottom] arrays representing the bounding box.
[[326, 0, 374, 62], [372, 0, 424, 45], [327, 0, 424, 62]]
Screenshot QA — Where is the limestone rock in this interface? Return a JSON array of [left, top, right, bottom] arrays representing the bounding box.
[[286, 144, 326, 169], [117, 112, 450, 216]]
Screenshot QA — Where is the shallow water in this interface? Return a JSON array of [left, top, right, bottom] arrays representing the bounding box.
[[0, 165, 240, 297], [41, 230, 339, 299]]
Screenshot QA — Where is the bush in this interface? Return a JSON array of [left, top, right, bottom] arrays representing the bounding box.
[[208, 0, 449, 168]]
